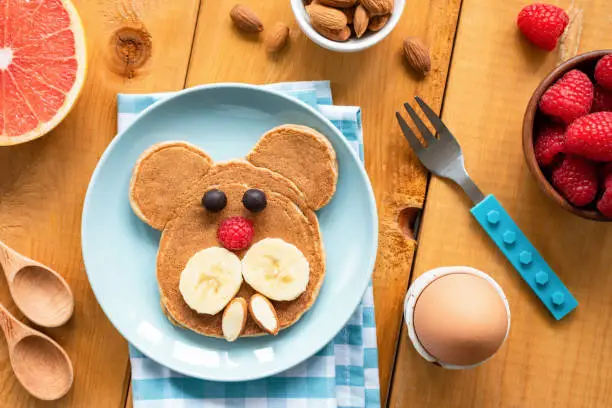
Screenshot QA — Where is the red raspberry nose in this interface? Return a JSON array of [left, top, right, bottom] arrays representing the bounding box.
[[217, 216, 254, 251]]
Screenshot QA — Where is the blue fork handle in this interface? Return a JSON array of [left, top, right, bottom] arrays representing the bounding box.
[[470, 195, 577, 320]]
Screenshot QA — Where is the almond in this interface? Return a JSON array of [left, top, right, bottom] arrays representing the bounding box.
[[361, 0, 393, 16], [353, 5, 369, 38], [265, 22, 290, 53], [230, 4, 264, 33], [318, 0, 358, 7], [249, 294, 279, 335], [306, 3, 348, 31], [312, 23, 351, 42], [402, 36, 431, 76], [368, 14, 389, 32], [222, 298, 248, 342]]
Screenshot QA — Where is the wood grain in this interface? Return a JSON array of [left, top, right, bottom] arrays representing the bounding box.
[[185, 0, 461, 403], [0, 0, 200, 406], [390, 0, 612, 407]]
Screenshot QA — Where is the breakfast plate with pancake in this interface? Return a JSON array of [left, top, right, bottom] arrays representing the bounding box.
[[82, 84, 377, 381]]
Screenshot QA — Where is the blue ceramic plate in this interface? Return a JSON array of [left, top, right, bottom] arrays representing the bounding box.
[[82, 84, 378, 381]]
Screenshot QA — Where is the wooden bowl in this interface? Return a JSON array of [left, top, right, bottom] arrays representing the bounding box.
[[522, 49, 612, 222]]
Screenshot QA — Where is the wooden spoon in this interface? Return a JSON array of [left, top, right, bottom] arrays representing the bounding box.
[[0, 303, 73, 400], [0, 240, 74, 327]]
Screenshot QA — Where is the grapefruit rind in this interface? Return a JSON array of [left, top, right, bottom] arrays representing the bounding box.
[[0, 0, 87, 146]]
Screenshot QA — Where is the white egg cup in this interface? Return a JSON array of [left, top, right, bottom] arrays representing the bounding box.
[[404, 266, 511, 369]]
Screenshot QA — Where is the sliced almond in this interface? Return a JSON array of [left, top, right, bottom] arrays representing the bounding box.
[[230, 4, 264, 33], [222, 297, 248, 342], [367, 14, 389, 32], [249, 294, 279, 335], [306, 4, 348, 31], [353, 5, 369, 38], [312, 23, 351, 42]]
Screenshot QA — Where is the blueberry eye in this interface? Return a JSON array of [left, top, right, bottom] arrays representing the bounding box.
[[242, 189, 267, 212], [202, 189, 227, 212]]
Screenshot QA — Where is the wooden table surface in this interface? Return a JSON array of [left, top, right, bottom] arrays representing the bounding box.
[[0, 0, 610, 407]]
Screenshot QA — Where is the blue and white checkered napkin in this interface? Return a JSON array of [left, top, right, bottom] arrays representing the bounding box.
[[118, 81, 379, 408]]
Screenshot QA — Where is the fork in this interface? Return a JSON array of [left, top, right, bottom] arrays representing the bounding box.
[[396, 97, 577, 320]]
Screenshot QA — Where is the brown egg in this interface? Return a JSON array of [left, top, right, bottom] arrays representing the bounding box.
[[413, 273, 509, 366]]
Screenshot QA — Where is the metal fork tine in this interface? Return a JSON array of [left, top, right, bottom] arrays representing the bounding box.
[[395, 112, 424, 155], [403, 103, 436, 144], [414, 96, 452, 141]]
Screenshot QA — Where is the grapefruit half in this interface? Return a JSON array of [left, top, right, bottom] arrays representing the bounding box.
[[0, 0, 87, 146]]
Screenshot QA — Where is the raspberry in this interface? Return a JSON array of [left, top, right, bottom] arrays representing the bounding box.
[[598, 165, 612, 217], [217, 216, 254, 251], [597, 190, 612, 217], [602, 163, 612, 189], [591, 85, 612, 113], [551, 155, 598, 206], [539, 70, 594, 124], [565, 112, 612, 161], [517, 4, 569, 51], [534, 123, 565, 166], [594, 54, 612, 91]]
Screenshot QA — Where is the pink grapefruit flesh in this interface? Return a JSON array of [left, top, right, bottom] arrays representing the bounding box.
[[0, 0, 87, 145]]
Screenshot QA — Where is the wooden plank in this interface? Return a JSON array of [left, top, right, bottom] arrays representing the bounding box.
[[126, 384, 133, 408], [0, 0, 199, 406], [186, 0, 461, 403], [390, 1, 612, 406]]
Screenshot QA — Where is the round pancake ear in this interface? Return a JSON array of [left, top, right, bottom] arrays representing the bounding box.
[[130, 142, 213, 230], [246, 125, 338, 210]]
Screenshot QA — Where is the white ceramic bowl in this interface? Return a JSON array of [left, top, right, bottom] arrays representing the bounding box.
[[290, 0, 405, 53]]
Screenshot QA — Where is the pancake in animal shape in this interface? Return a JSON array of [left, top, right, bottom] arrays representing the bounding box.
[[248, 124, 338, 209], [129, 125, 338, 339]]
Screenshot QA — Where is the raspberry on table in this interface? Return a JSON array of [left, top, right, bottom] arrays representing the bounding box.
[[551, 155, 598, 207], [591, 85, 612, 113], [565, 112, 612, 162], [217, 216, 254, 251], [539, 70, 594, 124], [534, 123, 566, 167], [517, 3, 569, 51], [594, 54, 612, 91]]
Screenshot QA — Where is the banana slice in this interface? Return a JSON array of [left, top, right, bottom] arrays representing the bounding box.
[[222, 297, 248, 342], [249, 294, 279, 335], [241, 238, 310, 301], [179, 247, 243, 315]]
